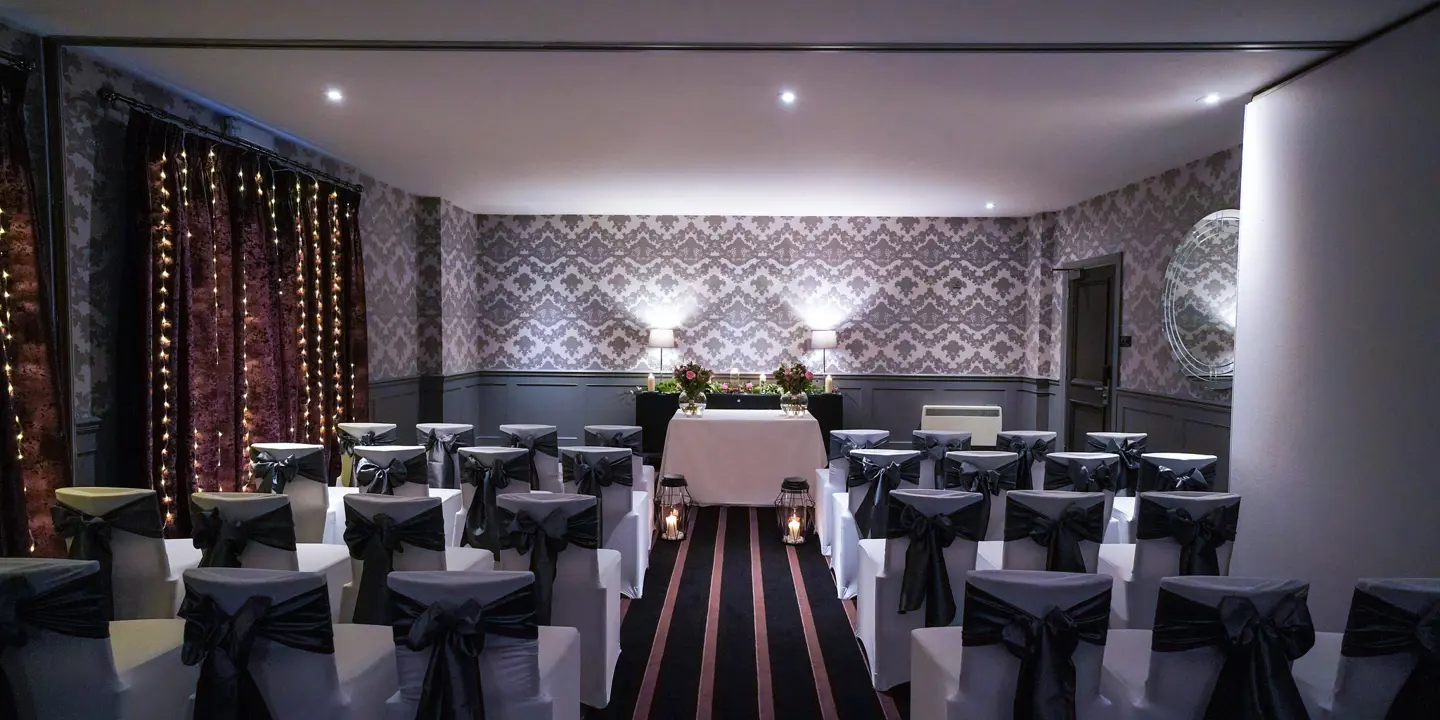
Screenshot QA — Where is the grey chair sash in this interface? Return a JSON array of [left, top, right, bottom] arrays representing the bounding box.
[[585, 427, 642, 453], [357, 454, 428, 495], [829, 433, 886, 462], [1086, 436, 1147, 493], [0, 570, 110, 716], [342, 504, 446, 625], [421, 428, 474, 489], [943, 458, 1019, 538], [1140, 459, 1217, 493], [1003, 500, 1104, 573], [1135, 498, 1239, 576], [1042, 455, 1117, 493], [1001, 435, 1052, 490], [562, 452, 633, 531], [461, 454, 531, 551], [340, 428, 396, 455], [493, 505, 600, 625], [1341, 588, 1440, 720], [191, 503, 297, 568], [51, 495, 163, 619], [505, 430, 559, 488], [250, 449, 327, 494], [846, 454, 922, 539], [885, 500, 986, 627]]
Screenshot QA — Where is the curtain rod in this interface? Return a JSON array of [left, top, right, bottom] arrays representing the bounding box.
[[99, 89, 364, 193], [0, 49, 34, 71]]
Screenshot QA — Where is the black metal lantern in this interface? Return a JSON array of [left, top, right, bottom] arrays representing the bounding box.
[[775, 476, 815, 545], [655, 474, 692, 541]]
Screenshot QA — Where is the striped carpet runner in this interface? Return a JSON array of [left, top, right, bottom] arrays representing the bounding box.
[[587, 506, 910, 720]]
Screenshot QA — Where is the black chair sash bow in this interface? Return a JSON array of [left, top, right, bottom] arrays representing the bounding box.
[[1153, 588, 1314, 720], [1086, 436, 1146, 493], [51, 496, 162, 618], [886, 499, 986, 627], [391, 585, 540, 720], [1341, 588, 1440, 720], [585, 428, 642, 453], [191, 504, 297, 568], [250, 449, 326, 494], [0, 571, 109, 717], [340, 428, 396, 455], [846, 454, 922, 539], [1136, 499, 1238, 576], [506, 430, 559, 488], [1043, 457, 1116, 493], [1142, 460, 1216, 493], [343, 504, 446, 625], [944, 459, 1019, 538], [1004, 501, 1104, 573], [423, 429, 474, 490], [494, 505, 600, 625], [962, 583, 1110, 720], [357, 454, 427, 495], [912, 433, 972, 461], [461, 454, 532, 551], [563, 452, 634, 528], [180, 584, 335, 720], [1003, 435, 1052, 490], [829, 433, 884, 462]]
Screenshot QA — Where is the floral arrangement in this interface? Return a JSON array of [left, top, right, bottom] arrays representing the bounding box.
[[672, 361, 713, 396], [773, 361, 814, 394], [713, 381, 781, 394]]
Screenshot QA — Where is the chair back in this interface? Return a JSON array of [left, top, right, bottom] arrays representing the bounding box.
[[911, 430, 972, 489], [1122, 492, 1241, 629], [846, 449, 923, 516], [354, 445, 429, 497], [828, 429, 889, 486], [1043, 451, 1120, 522], [1085, 432, 1147, 495], [53, 487, 169, 620], [0, 559, 119, 720], [181, 568, 342, 719], [995, 430, 1055, 489], [1332, 578, 1440, 719], [457, 447, 531, 518], [1001, 490, 1104, 573], [416, 423, 474, 489], [884, 490, 982, 621], [561, 446, 634, 545], [337, 422, 398, 485], [1138, 453, 1218, 493], [946, 450, 1019, 541], [191, 492, 298, 570], [251, 442, 328, 543], [1144, 576, 1310, 716], [957, 570, 1111, 718], [344, 494, 447, 572], [493, 493, 601, 579], [583, 425, 646, 490], [388, 571, 544, 716], [499, 424, 561, 492]]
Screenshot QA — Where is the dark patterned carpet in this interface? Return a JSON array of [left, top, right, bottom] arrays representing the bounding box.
[[586, 506, 910, 720]]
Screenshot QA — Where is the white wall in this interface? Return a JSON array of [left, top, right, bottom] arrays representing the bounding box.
[[1231, 9, 1440, 630]]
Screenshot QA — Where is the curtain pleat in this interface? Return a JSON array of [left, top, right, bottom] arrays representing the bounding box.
[[117, 111, 370, 537], [0, 64, 69, 557]]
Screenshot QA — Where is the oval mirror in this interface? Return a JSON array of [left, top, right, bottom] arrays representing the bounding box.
[[1163, 209, 1239, 388]]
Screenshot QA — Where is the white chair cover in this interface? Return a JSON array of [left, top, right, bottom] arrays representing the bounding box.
[[818, 429, 889, 556], [947, 450, 1023, 544], [384, 571, 582, 720], [1043, 451, 1121, 531], [251, 442, 329, 543], [911, 430, 973, 489], [583, 425, 652, 493], [1099, 492, 1241, 630], [415, 423, 474, 490], [561, 446, 650, 599], [181, 567, 397, 720], [500, 424, 563, 493], [456, 447, 532, 546], [832, 448, 922, 600], [1292, 578, 1440, 720], [493, 494, 621, 710], [857, 489, 982, 690], [1000, 490, 1106, 574], [53, 487, 178, 620], [337, 422, 398, 487], [1136, 453, 1218, 493], [1085, 432, 1148, 497], [995, 430, 1056, 490], [353, 445, 430, 497], [324, 485, 464, 549], [182, 492, 353, 620], [911, 570, 1114, 720]]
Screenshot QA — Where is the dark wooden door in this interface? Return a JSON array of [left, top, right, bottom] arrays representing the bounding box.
[[1066, 264, 1117, 450]]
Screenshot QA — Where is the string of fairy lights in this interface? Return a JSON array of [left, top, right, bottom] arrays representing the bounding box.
[[146, 132, 359, 529], [0, 206, 33, 552]]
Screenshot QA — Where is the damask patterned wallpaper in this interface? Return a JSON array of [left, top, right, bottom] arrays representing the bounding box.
[[474, 215, 1034, 375]]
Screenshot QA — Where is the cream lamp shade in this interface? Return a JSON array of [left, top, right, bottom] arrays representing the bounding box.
[[810, 330, 839, 350], [648, 328, 677, 348]]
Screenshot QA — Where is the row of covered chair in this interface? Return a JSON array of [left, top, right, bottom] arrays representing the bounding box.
[[0, 557, 583, 720]]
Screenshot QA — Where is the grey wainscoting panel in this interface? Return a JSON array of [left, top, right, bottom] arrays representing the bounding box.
[[1114, 388, 1233, 490], [74, 417, 103, 487], [369, 376, 422, 442]]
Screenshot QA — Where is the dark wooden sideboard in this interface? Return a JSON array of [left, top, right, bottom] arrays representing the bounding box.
[[634, 392, 843, 459]]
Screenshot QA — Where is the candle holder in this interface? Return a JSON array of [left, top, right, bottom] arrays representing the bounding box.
[[655, 474, 693, 541], [774, 476, 815, 545]]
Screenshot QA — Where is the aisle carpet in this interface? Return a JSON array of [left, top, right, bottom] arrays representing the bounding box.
[[587, 506, 911, 720]]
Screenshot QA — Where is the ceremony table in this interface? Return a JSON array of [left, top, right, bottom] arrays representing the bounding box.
[[659, 409, 828, 505], [635, 391, 843, 457]]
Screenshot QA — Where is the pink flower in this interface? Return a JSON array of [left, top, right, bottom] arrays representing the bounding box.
[[805, 371, 814, 380], [686, 370, 696, 380], [720, 384, 729, 390], [745, 382, 753, 389]]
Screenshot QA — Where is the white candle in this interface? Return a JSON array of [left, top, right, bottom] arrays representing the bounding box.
[[788, 515, 801, 542], [759, 372, 766, 385], [824, 374, 834, 393], [647, 373, 656, 391], [665, 510, 679, 537]]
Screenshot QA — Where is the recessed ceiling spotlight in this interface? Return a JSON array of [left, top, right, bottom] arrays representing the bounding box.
[[778, 90, 797, 106], [324, 88, 344, 103], [985, 202, 996, 210], [1200, 92, 1221, 105]]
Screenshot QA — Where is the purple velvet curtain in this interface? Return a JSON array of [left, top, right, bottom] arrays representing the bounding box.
[[0, 64, 69, 557], [117, 111, 370, 537]]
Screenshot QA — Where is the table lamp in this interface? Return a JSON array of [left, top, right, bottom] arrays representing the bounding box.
[[810, 329, 838, 374], [648, 327, 676, 371]]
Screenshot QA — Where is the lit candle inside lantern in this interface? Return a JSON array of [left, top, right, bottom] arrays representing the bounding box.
[[647, 373, 656, 391], [824, 375, 834, 393], [788, 515, 802, 543], [665, 509, 679, 538]]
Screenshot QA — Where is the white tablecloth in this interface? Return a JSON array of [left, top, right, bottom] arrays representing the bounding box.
[[659, 409, 828, 505]]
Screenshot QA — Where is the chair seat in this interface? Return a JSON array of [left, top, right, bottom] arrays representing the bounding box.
[[114, 619, 195, 720], [335, 623, 400, 720], [610, 489, 651, 598], [1098, 628, 1151, 713], [444, 546, 494, 572], [910, 627, 966, 720], [976, 540, 1004, 571], [1290, 631, 1342, 719], [297, 543, 356, 620], [537, 626, 583, 720]]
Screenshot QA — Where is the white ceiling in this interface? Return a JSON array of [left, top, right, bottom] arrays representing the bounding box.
[[2, 1, 1429, 216]]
